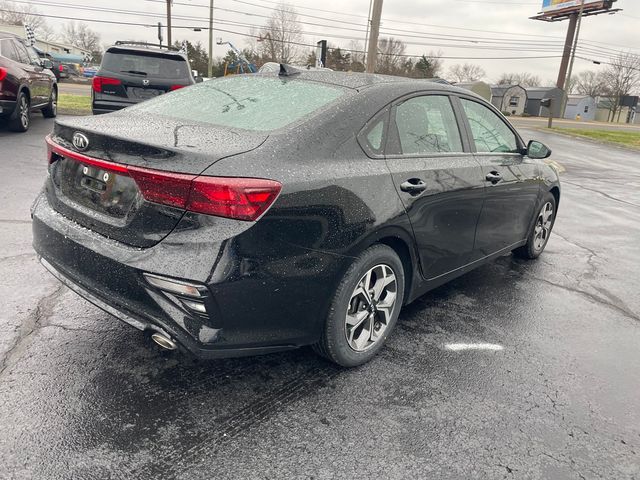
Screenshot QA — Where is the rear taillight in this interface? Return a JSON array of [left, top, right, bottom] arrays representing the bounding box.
[[187, 177, 282, 221], [170, 84, 186, 91], [45, 136, 282, 221], [0, 67, 7, 81], [92, 76, 121, 93], [58, 65, 64, 72]]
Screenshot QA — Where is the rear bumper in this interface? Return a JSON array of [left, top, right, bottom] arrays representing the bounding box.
[[0, 99, 16, 117], [92, 98, 137, 115], [32, 192, 346, 359]]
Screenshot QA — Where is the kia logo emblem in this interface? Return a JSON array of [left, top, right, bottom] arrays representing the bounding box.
[[142, 79, 150, 86], [72, 132, 89, 151]]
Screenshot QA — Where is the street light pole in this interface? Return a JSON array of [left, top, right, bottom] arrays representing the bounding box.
[[208, 0, 214, 77]]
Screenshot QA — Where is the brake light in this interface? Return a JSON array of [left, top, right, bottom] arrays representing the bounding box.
[[58, 64, 64, 72], [45, 136, 282, 221], [0, 67, 7, 81], [187, 177, 282, 221], [92, 76, 121, 93], [170, 84, 185, 91]]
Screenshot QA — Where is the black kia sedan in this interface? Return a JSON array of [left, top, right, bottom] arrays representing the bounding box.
[[32, 69, 560, 367]]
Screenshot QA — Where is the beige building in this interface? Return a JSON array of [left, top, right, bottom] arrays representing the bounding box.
[[0, 23, 91, 58]]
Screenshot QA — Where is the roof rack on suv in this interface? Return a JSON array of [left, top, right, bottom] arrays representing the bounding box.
[[113, 41, 180, 52]]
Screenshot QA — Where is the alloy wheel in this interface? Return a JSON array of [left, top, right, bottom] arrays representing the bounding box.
[[20, 96, 29, 129], [533, 202, 554, 251], [345, 264, 397, 352]]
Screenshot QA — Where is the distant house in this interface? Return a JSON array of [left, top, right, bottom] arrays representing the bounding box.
[[490, 85, 527, 116], [564, 95, 596, 121], [456, 81, 492, 102], [525, 87, 564, 118], [595, 96, 640, 124], [0, 23, 91, 62]]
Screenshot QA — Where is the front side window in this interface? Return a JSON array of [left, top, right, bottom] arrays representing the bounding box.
[[461, 99, 518, 153], [394, 95, 463, 155], [12, 40, 31, 65], [132, 76, 346, 132], [509, 96, 519, 107]]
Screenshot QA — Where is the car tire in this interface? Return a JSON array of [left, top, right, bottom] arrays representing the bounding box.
[[42, 87, 57, 118], [313, 244, 405, 367], [8, 91, 30, 132], [513, 191, 557, 260]]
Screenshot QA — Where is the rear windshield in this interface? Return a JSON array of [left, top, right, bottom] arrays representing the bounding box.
[[129, 76, 346, 131], [102, 50, 190, 80]]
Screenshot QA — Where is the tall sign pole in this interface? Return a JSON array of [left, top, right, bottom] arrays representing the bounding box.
[[562, 0, 586, 117], [556, 13, 578, 91], [208, 0, 214, 77], [365, 0, 383, 73]]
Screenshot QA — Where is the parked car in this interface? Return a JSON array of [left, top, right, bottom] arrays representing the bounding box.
[[91, 41, 196, 115], [32, 70, 560, 366], [0, 31, 57, 132], [82, 66, 98, 78], [33, 47, 69, 81]]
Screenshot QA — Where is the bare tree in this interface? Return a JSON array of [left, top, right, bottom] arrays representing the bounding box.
[[376, 37, 406, 75], [62, 22, 101, 52], [601, 53, 640, 121], [573, 70, 608, 97], [497, 72, 541, 87], [257, 3, 303, 64], [0, 0, 44, 31], [37, 23, 58, 43], [448, 63, 486, 83]]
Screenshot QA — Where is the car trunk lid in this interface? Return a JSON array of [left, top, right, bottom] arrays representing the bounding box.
[[45, 114, 268, 248]]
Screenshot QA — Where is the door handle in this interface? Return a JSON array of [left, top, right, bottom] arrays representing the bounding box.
[[400, 179, 427, 194], [485, 171, 502, 184]]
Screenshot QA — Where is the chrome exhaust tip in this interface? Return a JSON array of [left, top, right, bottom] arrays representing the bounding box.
[[150, 332, 178, 351]]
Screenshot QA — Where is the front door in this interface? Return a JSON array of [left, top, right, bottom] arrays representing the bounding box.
[[458, 98, 541, 257], [385, 94, 485, 281]]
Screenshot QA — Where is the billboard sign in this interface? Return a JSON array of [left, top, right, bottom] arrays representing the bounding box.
[[541, 0, 606, 13]]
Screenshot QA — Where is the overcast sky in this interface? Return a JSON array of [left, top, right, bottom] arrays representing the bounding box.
[[29, 0, 640, 83]]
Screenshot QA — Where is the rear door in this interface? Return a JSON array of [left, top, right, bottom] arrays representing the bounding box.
[[12, 39, 48, 105], [384, 93, 485, 280], [457, 97, 541, 257]]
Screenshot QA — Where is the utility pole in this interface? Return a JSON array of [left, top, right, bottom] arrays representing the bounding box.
[[166, 0, 172, 46], [208, 0, 214, 77], [365, 0, 383, 73], [561, 0, 586, 118], [363, 0, 373, 65]]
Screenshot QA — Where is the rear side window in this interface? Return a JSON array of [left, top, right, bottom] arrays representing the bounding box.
[[131, 76, 346, 132], [102, 50, 190, 80], [461, 99, 518, 153], [0, 39, 20, 63], [393, 95, 463, 155]]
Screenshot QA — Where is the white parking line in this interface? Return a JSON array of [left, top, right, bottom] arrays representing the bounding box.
[[444, 343, 504, 352]]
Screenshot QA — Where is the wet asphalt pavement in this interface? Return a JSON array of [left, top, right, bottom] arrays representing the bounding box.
[[0, 115, 639, 480]]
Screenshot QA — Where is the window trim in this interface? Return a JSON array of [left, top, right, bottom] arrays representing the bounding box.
[[453, 94, 526, 155], [385, 91, 471, 159], [357, 106, 391, 159]]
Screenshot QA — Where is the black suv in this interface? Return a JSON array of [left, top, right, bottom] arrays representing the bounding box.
[[0, 31, 57, 132], [92, 42, 195, 115]]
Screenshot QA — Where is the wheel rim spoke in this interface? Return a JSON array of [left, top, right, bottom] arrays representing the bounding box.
[[345, 263, 397, 352]]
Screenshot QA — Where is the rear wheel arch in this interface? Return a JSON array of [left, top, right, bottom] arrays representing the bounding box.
[[550, 186, 560, 208], [377, 236, 414, 305]]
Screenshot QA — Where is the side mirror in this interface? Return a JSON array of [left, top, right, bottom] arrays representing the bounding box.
[[526, 140, 552, 159], [41, 59, 54, 70]]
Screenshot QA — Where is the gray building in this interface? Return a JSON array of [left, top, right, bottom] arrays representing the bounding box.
[[525, 87, 564, 118], [490, 84, 527, 116], [456, 81, 492, 102], [564, 95, 596, 121]]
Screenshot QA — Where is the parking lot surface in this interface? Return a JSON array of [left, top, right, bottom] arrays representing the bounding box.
[[0, 115, 639, 479]]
